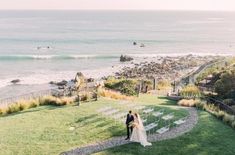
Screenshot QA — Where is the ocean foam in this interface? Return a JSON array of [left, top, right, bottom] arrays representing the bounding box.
[[0, 54, 120, 60]]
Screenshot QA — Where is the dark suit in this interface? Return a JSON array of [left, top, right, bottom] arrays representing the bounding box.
[[126, 113, 134, 138]]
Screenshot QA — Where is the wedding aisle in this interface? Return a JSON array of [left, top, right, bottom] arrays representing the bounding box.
[[60, 107, 198, 155]]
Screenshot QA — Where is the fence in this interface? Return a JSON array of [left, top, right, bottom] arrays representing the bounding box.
[[0, 89, 60, 107], [178, 59, 226, 87], [205, 97, 235, 115]]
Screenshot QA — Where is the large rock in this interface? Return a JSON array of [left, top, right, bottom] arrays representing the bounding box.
[[11, 79, 20, 84], [74, 72, 85, 89], [56, 80, 68, 86], [87, 78, 94, 83], [120, 55, 134, 62]]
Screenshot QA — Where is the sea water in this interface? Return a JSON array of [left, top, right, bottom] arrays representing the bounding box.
[[0, 10, 235, 98]]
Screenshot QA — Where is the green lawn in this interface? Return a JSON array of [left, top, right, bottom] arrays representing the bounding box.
[[97, 110, 235, 155], [0, 94, 187, 155]]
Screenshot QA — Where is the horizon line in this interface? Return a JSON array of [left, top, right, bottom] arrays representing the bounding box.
[[0, 9, 235, 12]]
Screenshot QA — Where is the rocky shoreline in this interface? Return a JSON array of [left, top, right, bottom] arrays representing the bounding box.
[[3, 54, 227, 98], [50, 54, 226, 91], [115, 54, 225, 82]]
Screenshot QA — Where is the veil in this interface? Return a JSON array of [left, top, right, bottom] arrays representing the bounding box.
[[137, 114, 145, 131]]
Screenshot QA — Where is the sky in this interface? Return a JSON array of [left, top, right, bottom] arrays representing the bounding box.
[[0, 0, 235, 11]]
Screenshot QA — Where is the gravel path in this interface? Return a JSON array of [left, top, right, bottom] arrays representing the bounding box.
[[60, 107, 198, 155]]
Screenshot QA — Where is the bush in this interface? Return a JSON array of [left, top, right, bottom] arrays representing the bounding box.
[[18, 102, 28, 111], [180, 85, 201, 98], [196, 100, 235, 129], [223, 113, 235, 124], [105, 77, 138, 96], [232, 121, 235, 128], [0, 108, 6, 115], [77, 92, 94, 102], [61, 97, 74, 105], [214, 70, 235, 99], [28, 99, 39, 108], [98, 88, 134, 100], [157, 80, 171, 90], [0, 96, 75, 116], [216, 110, 226, 120], [223, 99, 235, 106], [195, 100, 206, 109], [178, 99, 200, 107], [39, 96, 74, 106], [6, 104, 20, 114]]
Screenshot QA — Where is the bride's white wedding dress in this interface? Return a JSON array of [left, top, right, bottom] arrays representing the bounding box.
[[130, 114, 152, 147]]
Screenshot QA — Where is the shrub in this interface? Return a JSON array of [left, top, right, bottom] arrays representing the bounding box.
[[43, 96, 58, 105], [18, 103, 28, 111], [105, 77, 138, 96], [104, 76, 121, 89], [28, 99, 39, 108], [195, 100, 205, 109], [157, 80, 171, 90], [223, 113, 235, 125], [39, 96, 73, 106], [223, 99, 235, 106], [80, 94, 88, 102], [214, 69, 235, 99], [180, 85, 201, 98], [216, 110, 226, 120], [77, 92, 94, 102], [196, 100, 235, 129], [232, 121, 235, 128], [0, 96, 75, 116], [60, 97, 74, 105], [6, 104, 20, 114], [231, 105, 235, 111], [0, 108, 6, 115], [141, 80, 153, 92], [178, 99, 200, 107], [98, 88, 134, 100]]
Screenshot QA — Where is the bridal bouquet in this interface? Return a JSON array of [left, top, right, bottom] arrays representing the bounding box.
[[128, 121, 134, 127], [129, 121, 138, 128]]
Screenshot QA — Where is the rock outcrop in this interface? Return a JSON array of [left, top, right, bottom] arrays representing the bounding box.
[[11, 79, 20, 84], [120, 55, 134, 62]]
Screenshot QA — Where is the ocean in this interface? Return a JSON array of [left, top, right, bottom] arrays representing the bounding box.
[[0, 10, 235, 99]]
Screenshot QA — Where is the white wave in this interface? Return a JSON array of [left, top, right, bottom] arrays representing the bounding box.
[[30, 55, 56, 59], [0, 54, 119, 60]]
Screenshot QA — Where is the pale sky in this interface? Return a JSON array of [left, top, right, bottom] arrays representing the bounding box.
[[0, 0, 235, 11]]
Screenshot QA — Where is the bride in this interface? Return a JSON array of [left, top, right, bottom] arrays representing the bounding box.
[[130, 113, 152, 147]]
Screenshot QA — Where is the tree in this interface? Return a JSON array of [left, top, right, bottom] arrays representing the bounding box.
[[214, 70, 235, 99]]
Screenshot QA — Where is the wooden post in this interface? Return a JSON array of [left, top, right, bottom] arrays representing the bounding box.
[[140, 80, 142, 93], [137, 84, 140, 97], [77, 94, 80, 106], [153, 78, 156, 90], [173, 80, 176, 93]]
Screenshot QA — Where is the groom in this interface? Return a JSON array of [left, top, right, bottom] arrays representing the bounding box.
[[125, 110, 134, 140]]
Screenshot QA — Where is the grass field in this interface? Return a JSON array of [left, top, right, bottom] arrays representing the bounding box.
[[0, 94, 188, 155], [97, 110, 235, 155]]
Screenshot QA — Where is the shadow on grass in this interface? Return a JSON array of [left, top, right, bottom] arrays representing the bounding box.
[[0, 108, 42, 118], [0, 105, 65, 118], [75, 114, 99, 123], [94, 123, 126, 137], [157, 96, 177, 106]]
